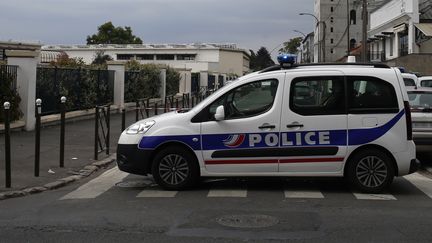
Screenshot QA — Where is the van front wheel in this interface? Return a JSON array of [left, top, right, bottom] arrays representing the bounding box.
[[346, 149, 394, 193], [151, 146, 199, 190]]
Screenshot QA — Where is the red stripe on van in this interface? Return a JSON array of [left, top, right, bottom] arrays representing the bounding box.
[[279, 157, 345, 163]]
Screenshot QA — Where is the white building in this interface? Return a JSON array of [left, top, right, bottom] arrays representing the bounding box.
[[368, 0, 432, 74], [42, 43, 250, 78]]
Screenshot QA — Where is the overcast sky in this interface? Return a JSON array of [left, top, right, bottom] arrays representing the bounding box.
[[1, 0, 315, 55]]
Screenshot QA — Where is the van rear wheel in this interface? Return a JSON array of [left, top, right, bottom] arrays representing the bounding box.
[[151, 146, 199, 190], [346, 149, 394, 193]]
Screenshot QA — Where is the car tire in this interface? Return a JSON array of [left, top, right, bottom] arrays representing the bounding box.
[[346, 149, 395, 193], [151, 146, 199, 190]]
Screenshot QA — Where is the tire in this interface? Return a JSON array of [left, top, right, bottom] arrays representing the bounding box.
[[151, 146, 199, 190], [346, 149, 395, 193]]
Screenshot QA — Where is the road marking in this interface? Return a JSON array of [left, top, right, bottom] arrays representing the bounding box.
[[353, 193, 397, 200], [136, 189, 178, 198], [207, 188, 247, 197], [60, 166, 128, 200], [284, 189, 324, 199], [404, 172, 432, 199]]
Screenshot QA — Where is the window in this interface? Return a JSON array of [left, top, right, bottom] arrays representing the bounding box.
[[350, 39, 356, 50], [350, 10, 356, 25], [331, 27, 334, 33], [177, 54, 196, 60], [330, 17, 334, 23], [347, 76, 399, 113], [403, 78, 416, 86], [156, 54, 175, 60], [421, 80, 432, 87], [331, 38, 334, 44], [331, 48, 334, 53], [331, 7, 334, 12], [205, 79, 278, 120], [136, 54, 154, 60], [290, 76, 345, 115], [117, 54, 134, 60]]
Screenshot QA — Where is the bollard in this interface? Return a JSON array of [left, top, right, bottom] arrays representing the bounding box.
[[121, 108, 126, 132], [182, 94, 185, 108], [94, 106, 99, 160], [164, 97, 168, 113], [176, 98, 179, 109], [35, 99, 42, 177], [145, 99, 150, 117], [3, 102, 11, 188], [59, 96, 66, 168], [155, 102, 158, 115]]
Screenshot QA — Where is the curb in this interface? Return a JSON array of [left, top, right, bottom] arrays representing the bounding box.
[[0, 154, 117, 201]]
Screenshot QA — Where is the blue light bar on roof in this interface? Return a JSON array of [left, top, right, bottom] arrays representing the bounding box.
[[277, 53, 297, 65]]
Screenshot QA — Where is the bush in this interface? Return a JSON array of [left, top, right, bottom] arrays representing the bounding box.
[[124, 61, 161, 102], [166, 66, 180, 95], [0, 66, 22, 122]]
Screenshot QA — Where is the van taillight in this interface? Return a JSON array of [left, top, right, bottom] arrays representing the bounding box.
[[404, 101, 413, 140]]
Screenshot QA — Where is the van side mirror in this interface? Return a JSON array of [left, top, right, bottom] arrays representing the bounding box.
[[214, 105, 225, 121]]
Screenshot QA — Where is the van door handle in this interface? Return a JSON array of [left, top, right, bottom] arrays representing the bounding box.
[[258, 124, 276, 129], [286, 123, 304, 128]]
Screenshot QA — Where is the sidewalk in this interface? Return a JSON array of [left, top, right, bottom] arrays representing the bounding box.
[[0, 110, 138, 196]]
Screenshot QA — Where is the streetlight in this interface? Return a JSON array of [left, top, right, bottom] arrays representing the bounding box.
[[293, 30, 306, 38], [299, 12, 324, 63]]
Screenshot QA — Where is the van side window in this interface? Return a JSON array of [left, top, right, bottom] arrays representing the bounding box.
[[347, 76, 399, 113], [290, 76, 345, 115], [206, 79, 278, 120]]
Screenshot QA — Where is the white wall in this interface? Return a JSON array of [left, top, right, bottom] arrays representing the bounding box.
[[370, 0, 418, 30]]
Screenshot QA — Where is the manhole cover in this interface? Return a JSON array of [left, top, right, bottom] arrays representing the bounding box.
[[216, 214, 279, 228], [115, 180, 153, 188]]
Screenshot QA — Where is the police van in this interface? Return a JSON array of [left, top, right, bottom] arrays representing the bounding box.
[[117, 55, 419, 193]]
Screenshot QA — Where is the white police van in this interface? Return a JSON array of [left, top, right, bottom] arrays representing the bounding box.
[[117, 55, 419, 193]]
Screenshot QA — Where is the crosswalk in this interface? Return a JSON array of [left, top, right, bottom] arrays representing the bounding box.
[[60, 167, 432, 201]]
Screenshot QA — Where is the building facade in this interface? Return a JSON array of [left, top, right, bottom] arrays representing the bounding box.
[[299, 32, 315, 63], [42, 43, 250, 77], [368, 0, 432, 74]]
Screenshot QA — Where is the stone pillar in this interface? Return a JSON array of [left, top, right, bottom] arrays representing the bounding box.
[[160, 69, 166, 101], [178, 68, 192, 94], [6, 50, 39, 131], [107, 61, 125, 109], [199, 71, 208, 88]]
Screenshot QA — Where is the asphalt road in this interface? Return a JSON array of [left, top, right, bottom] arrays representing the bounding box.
[[1, 167, 432, 243]]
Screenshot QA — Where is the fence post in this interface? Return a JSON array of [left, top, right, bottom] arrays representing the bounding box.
[[121, 108, 126, 132], [59, 96, 66, 168], [94, 106, 99, 161], [106, 105, 110, 155], [34, 99, 41, 177], [155, 102, 158, 115], [135, 100, 139, 122], [3, 102, 11, 188]]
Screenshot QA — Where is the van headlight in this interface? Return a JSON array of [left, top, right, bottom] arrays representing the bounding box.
[[126, 120, 155, 134]]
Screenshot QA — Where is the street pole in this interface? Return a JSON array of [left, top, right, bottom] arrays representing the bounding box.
[[322, 21, 326, 62], [300, 13, 320, 62], [347, 0, 350, 57], [362, 0, 368, 62]]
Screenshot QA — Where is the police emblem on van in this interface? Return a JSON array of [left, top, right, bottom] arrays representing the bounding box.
[[223, 134, 246, 148]]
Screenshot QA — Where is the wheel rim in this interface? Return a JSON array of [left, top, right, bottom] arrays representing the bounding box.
[[356, 156, 388, 188], [158, 154, 190, 186]]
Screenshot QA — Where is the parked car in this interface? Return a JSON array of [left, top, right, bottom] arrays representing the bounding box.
[[418, 76, 432, 87], [406, 86, 432, 152], [401, 73, 419, 87], [117, 57, 419, 193]]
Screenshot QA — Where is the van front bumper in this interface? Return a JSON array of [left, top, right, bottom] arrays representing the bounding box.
[[117, 144, 153, 175]]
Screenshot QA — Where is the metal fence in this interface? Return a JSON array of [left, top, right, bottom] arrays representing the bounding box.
[[0, 65, 18, 91], [36, 67, 114, 114]]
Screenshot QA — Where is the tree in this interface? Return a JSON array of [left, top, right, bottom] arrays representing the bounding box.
[[87, 21, 143, 44], [91, 51, 113, 65], [279, 37, 303, 54], [249, 47, 275, 71]]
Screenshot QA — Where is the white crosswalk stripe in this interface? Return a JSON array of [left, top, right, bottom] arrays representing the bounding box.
[[207, 188, 247, 197], [137, 189, 178, 198], [404, 172, 432, 199], [284, 189, 324, 199], [60, 167, 129, 200], [352, 193, 397, 200]]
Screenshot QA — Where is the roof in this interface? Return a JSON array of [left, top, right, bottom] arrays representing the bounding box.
[[415, 23, 432, 36]]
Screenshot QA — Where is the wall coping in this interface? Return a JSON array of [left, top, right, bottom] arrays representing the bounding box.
[[5, 50, 40, 58]]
